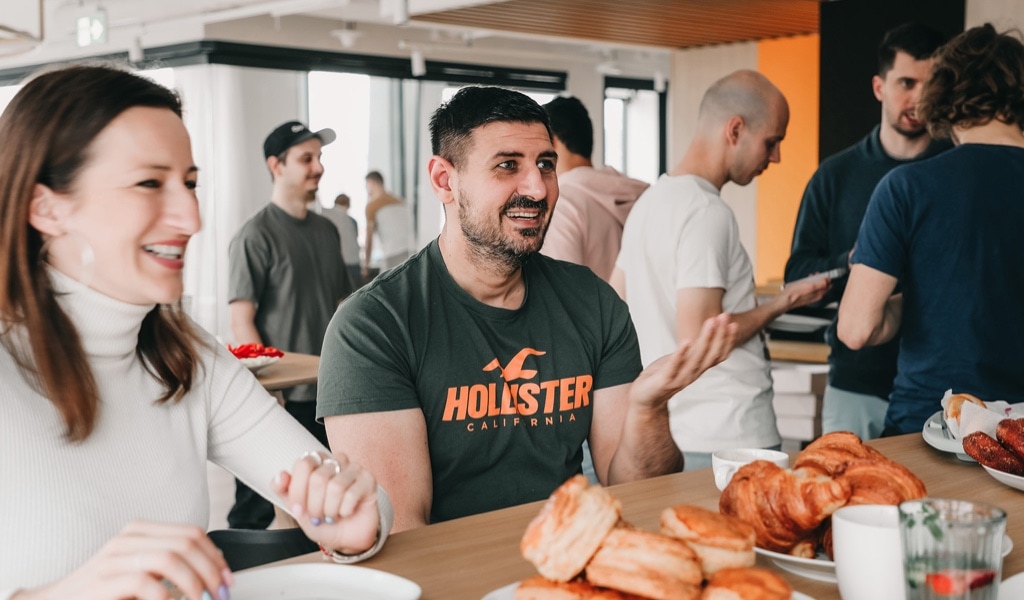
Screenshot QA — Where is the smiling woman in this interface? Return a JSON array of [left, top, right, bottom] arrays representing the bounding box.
[[0, 64, 392, 600]]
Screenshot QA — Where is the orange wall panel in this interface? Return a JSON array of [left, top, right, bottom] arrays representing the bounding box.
[[755, 34, 819, 285]]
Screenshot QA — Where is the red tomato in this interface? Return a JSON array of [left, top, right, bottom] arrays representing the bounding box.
[[227, 343, 284, 359]]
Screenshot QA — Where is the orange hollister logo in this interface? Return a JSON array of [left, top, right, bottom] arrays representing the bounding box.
[[483, 347, 546, 380], [441, 347, 593, 426]]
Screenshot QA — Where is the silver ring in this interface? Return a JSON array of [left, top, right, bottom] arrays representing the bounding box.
[[322, 458, 341, 475], [301, 451, 323, 466]]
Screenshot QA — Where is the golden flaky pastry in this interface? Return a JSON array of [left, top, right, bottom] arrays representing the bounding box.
[[701, 567, 792, 600], [660, 504, 756, 576], [521, 475, 622, 582], [719, 460, 850, 557], [514, 576, 648, 600], [585, 527, 703, 600]]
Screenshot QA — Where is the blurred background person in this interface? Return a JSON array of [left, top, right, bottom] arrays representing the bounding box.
[[614, 71, 829, 471], [540, 96, 649, 282], [785, 22, 949, 440], [363, 170, 414, 280], [0, 64, 390, 599], [323, 192, 363, 289], [839, 24, 1024, 434]]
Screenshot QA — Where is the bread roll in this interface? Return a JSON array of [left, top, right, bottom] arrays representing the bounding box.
[[585, 527, 703, 600], [521, 475, 621, 582], [701, 567, 792, 600], [660, 504, 756, 576], [945, 393, 986, 425]]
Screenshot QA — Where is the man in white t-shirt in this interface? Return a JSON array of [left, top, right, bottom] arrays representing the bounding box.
[[612, 70, 830, 470]]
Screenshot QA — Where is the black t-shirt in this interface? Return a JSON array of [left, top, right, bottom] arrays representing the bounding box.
[[318, 239, 642, 523]]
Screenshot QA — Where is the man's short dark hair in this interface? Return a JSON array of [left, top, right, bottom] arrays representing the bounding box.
[[919, 24, 1024, 138], [544, 96, 593, 160], [878, 22, 947, 76], [429, 86, 551, 169], [365, 170, 384, 185]]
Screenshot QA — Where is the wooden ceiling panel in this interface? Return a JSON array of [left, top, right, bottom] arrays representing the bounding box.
[[415, 0, 821, 49]]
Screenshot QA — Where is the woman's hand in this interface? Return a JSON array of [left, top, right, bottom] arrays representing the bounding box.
[[16, 521, 232, 600], [273, 452, 380, 556]]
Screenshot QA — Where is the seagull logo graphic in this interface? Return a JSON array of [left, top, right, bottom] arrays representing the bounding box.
[[483, 348, 547, 381]]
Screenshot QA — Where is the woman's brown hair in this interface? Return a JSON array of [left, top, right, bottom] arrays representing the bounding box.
[[919, 23, 1024, 139], [0, 64, 206, 442]]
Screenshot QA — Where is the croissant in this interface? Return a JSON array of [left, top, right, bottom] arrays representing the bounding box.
[[840, 457, 927, 506], [719, 461, 851, 557], [792, 431, 885, 477]]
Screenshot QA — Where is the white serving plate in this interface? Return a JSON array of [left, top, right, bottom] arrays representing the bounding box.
[[754, 547, 836, 583], [1001, 570, 1024, 599], [483, 577, 811, 597], [922, 410, 975, 462], [754, 535, 1012, 585], [480, 581, 816, 600], [231, 563, 421, 599], [239, 355, 281, 375], [983, 465, 1024, 492]]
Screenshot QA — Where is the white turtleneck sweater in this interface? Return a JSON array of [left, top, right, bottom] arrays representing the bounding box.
[[0, 273, 391, 595]]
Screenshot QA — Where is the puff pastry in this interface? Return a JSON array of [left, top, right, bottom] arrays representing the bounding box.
[[585, 527, 703, 600], [701, 567, 792, 600], [521, 475, 622, 582], [660, 504, 756, 576]]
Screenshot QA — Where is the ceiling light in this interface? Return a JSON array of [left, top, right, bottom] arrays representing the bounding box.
[[410, 48, 426, 77]]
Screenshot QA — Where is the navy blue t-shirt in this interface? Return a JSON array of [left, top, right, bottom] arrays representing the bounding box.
[[854, 144, 1024, 434]]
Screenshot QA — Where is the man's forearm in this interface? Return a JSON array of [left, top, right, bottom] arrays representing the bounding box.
[[728, 297, 790, 346], [861, 293, 903, 346], [606, 406, 683, 483]]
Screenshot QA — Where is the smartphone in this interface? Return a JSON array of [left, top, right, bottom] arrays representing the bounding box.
[[791, 266, 848, 285]]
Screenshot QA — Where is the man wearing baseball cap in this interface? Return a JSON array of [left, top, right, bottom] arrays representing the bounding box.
[[227, 120, 353, 529]]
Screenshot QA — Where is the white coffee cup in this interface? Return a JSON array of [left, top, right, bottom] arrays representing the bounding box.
[[711, 448, 789, 491], [832, 504, 906, 600]]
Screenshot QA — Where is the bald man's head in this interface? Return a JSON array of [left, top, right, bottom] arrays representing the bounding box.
[[697, 69, 787, 131]]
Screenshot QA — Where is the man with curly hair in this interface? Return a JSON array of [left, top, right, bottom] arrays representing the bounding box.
[[838, 24, 1024, 434]]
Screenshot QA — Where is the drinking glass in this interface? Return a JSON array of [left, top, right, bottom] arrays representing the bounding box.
[[899, 498, 1006, 600]]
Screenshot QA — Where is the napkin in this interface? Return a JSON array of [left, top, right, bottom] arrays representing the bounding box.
[[940, 389, 1024, 440]]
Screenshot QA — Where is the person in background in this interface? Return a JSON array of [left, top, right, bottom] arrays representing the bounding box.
[[540, 96, 649, 282], [785, 22, 950, 440], [363, 170, 414, 280], [613, 70, 830, 471], [318, 86, 737, 532], [0, 64, 390, 600], [322, 192, 363, 289], [838, 24, 1024, 434], [226, 120, 354, 529]]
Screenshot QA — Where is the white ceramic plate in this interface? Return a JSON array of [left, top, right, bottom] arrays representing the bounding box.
[[984, 465, 1024, 492], [768, 314, 832, 333], [239, 355, 281, 375], [755, 535, 1013, 585], [482, 581, 815, 600], [1000, 571, 1024, 599], [231, 563, 421, 599], [922, 410, 976, 462], [755, 547, 837, 583]]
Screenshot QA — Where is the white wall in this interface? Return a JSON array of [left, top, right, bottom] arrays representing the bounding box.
[[668, 41, 760, 271], [966, 0, 1023, 29]]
